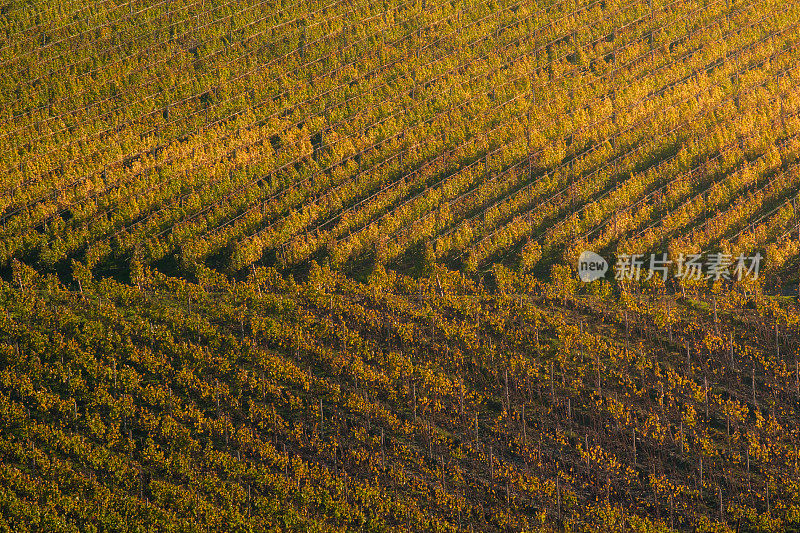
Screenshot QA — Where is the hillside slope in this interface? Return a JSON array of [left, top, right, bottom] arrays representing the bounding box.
[[1, 0, 800, 531]]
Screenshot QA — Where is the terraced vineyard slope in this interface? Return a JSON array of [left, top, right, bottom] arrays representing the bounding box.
[[1, 0, 800, 531]]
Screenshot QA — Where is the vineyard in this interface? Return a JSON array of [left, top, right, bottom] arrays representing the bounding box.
[[1, 0, 800, 530]]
